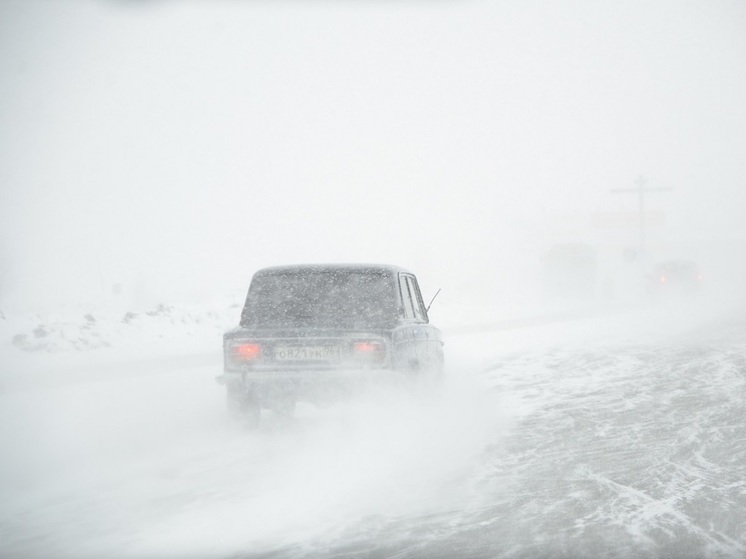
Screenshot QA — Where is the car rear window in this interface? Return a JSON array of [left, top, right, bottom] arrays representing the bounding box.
[[240, 269, 398, 329]]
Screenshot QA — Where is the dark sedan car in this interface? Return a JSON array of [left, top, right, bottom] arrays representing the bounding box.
[[218, 264, 444, 425]]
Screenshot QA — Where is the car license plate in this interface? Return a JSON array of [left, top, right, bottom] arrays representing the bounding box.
[[273, 346, 341, 361]]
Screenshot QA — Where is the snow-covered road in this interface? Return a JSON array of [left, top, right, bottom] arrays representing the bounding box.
[[1, 302, 744, 558]]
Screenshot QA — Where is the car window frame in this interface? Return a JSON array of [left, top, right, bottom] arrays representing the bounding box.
[[398, 273, 428, 324]]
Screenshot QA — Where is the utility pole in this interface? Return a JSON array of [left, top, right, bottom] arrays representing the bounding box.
[[610, 175, 672, 259]]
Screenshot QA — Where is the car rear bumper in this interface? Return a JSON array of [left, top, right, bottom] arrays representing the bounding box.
[[217, 367, 404, 384], [217, 367, 409, 401]]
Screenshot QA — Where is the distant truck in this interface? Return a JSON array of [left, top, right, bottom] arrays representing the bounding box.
[[217, 264, 444, 426]]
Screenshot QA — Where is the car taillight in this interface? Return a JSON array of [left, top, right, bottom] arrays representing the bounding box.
[[233, 342, 261, 361], [352, 341, 385, 361], [659, 275, 667, 284]]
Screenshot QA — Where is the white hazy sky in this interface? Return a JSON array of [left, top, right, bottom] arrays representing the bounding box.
[[1, 0, 745, 311]]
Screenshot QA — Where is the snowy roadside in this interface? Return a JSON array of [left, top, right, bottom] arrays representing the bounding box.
[[0, 299, 240, 355], [0, 298, 240, 394]]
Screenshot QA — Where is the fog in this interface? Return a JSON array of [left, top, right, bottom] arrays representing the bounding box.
[[2, 2, 746, 558], [1, 0, 745, 313]]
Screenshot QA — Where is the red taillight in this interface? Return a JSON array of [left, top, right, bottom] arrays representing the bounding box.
[[659, 275, 667, 284], [352, 340, 385, 361], [697, 273, 703, 281], [233, 343, 261, 361]]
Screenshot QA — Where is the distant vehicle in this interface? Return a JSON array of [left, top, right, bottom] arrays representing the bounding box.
[[218, 264, 444, 426], [647, 259, 703, 297]]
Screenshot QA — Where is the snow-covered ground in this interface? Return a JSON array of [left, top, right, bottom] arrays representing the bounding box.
[[0, 295, 744, 558]]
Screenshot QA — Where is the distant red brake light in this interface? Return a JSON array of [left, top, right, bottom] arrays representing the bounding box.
[[659, 275, 667, 284], [234, 343, 261, 360]]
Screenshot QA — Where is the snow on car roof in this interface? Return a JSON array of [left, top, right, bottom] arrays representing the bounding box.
[[253, 263, 412, 277]]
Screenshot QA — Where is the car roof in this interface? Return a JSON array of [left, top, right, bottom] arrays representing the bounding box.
[[253, 263, 412, 278]]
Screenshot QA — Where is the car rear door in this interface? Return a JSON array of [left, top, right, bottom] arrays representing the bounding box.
[[394, 272, 443, 373]]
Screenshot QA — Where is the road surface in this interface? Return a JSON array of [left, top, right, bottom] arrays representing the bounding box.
[[1, 302, 744, 558]]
